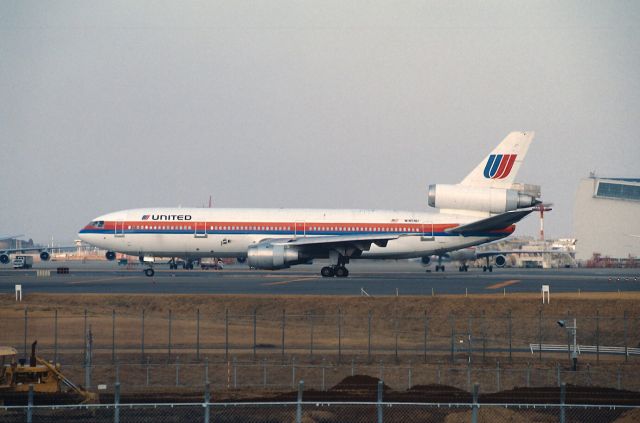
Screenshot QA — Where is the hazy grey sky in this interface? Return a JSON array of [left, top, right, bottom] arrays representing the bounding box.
[[1, 1, 639, 243]]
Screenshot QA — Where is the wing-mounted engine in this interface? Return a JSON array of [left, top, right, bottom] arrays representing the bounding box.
[[427, 184, 540, 214], [494, 254, 507, 267], [247, 242, 306, 270]]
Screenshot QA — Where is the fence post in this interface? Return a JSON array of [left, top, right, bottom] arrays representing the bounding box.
[[394, 316, 398, 362], [54, 309, 58, 364], [253, 308, 257, 361], [204, 357, 209, 384], [281, 309, 286, 362], [168, 309, 172, 362], [204, 382, 211, 423], [538, 308, 542, 361], [496, 360, 500, 392], [196, 308, 200, 361], [408, 361, 412, 390], [526, 363, 531, 388], [368, 310, 372, 362], [351, 358, 355, 376], [377, 380, 383, 423], [560, 382, 566, 423], [291, 357, 296, 389], [83, 308, 87, 362], [225, 308, 229, 361], [85, 326, 92, 389], [296, 380, 304, 423], [309, 312, 314, 360], [482, 311, 487, 363], [423, 310, 428, 364], [114, 382, 120, 423], [624, 310, 628, 362], [23, 307, 28, 360], [467, 362, 471, 390], [596, 309, 600, 364], [338, 308, 342, 363], [450, 315, 455, 364], [557, 363, 561, 387], [176, 356, 180, 386], [322, 358, 326, 391], [617, 367, 621, 390], [263, 358, 267, 388], [471, 382, 479, 423], [27, 384, 33, 423], [379, 360, 384, 382], [141, 309, 145, 364], [112, 309, 116, 363], [146, 357, 150, 387], [508, 310, 512, 363]]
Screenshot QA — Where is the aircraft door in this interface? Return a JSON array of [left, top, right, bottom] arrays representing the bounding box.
[[421, 222, 434, 241], [294, 221, 306, 239], [194, 221, 207, 238], [114, 220, 125, 238]]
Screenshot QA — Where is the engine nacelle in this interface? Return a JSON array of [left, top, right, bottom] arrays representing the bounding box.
[[494, 254, 507, 267], [247, 243, 301, 270], [421, 256, 431, 265], [428, 184, 537, 214], [0, 254, 9, 264], [105, 251, 116, 261], [39, 251, 50, 261]]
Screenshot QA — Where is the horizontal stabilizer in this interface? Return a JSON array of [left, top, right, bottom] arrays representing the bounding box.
[[445, 208, 536, 235]]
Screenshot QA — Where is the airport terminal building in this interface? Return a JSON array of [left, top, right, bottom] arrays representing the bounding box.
[[574, 176, 640, 262]]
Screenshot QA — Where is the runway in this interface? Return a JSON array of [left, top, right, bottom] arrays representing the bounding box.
[[1, 261, 639, 295]]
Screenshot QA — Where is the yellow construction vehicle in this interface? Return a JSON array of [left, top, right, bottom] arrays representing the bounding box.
[[0, 341, 96, 403]]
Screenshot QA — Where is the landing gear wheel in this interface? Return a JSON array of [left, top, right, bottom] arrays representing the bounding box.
[[321, 266, 335, 277], [459, 266, 463, 272], [464, 265, 469, 272], [335, 266, 349, 278], [489, 265, 493, 272], [144, 268, 155, 277], [483, 266, 487, 272], [105, 251, 116, 261]]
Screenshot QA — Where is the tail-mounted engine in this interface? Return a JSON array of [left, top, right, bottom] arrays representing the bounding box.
[[247, 242, 304, 270], [427, 184, 539, 214]]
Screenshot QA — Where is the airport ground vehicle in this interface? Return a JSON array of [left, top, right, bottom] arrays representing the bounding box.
[[12, 256, 33, 269], [0, 342, 95, 403]]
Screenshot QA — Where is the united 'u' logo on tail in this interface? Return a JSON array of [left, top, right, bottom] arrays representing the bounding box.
[[483, 154, 517, 179]]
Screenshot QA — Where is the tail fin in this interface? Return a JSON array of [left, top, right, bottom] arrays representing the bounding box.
[[459, 131, 534, 189]]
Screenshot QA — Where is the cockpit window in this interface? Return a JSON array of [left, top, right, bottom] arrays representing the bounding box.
[[90, 221, 105, 228]]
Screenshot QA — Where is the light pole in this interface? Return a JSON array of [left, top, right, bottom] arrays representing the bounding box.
[[557, 319, 578, 371]]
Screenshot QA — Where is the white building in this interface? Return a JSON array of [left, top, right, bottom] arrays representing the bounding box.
[[574, 176, 640, 262]]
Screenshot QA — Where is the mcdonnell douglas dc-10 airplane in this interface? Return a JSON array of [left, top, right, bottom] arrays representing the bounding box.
[[79, 132, 543, 277]]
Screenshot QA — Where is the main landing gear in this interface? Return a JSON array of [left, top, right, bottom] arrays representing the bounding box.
[[458, 265, 469, 272], [482, 257, 493, 272], [144, 268, 155, 277], [321, 265, 349, 278], [321, 255, 350, 278]]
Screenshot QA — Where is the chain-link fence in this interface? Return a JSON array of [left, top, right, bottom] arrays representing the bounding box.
[[3, 307, 639, 365], [2, 401, 639, 423], [54, 358, 640, 393]]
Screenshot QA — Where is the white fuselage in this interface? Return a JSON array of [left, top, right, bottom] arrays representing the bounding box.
[[78, 207, 514, 260]]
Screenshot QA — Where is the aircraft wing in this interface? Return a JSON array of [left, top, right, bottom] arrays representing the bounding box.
[[271, 234, 400, 249], [444, 208, 536, 235]]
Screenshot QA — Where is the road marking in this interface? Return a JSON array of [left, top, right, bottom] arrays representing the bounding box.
[[486, 279, 521, 290], [261, 277, 319, 286], [67, 275, 140, 285]]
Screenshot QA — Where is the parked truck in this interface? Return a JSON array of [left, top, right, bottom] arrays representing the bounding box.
[[12, 256, 33, 269]]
